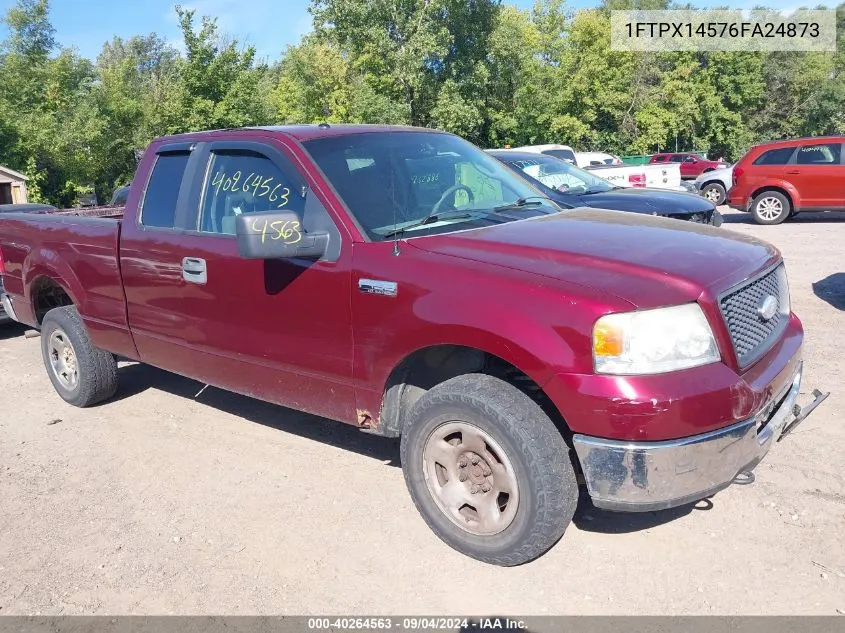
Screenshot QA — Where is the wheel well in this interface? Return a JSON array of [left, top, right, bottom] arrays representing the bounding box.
[[31, 277, 73, 324], [378, 345, 572, 444], [702, 180, 725, 189], [750, 186, 793, 208]]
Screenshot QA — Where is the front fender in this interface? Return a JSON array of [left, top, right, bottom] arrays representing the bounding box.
[[353, 286, 616, 430]]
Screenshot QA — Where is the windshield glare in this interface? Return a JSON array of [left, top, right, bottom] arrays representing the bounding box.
[[507, 156, 614, 195], [302, 132, 558, 240]]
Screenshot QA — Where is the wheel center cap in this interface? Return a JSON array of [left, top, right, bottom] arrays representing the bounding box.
[[458, 451, 493, 493]]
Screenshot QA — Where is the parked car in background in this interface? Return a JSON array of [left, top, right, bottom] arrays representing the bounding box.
[[490, 150, 721, 226], [508, 146, 684, 191], [1, 124, 824, 566], [650, 153, 726, 179], [728, 136, 845, 225], [110, 185, 130, 206], [512, 143, 577, 163], [694, 164, 733, 206], [574, 151, 622, 167], [0, 202, 58, 215], [75, 192, 99, 208]]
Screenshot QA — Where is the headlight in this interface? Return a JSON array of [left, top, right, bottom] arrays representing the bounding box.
[[593, 303, 720, 375]]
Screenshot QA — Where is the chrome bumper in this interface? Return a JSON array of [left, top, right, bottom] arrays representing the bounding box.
[[0, 293, 18, 323], [573, 363, 825, 512]]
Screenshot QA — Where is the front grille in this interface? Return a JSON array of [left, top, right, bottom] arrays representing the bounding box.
[[670, 212, 709, 224], [0, 276, 6, 318], [719, 264, 788, 367]]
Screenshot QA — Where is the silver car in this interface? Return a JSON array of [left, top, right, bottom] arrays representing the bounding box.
[[694, 164, 733, 206]]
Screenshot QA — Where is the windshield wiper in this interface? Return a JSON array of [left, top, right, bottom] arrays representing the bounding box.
[[382, 195, 554, 239], [382, 211, 474, 239], [489, 196, 551, 213]]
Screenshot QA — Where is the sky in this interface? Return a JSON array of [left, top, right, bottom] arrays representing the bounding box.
[[0, 0, 837, 63]]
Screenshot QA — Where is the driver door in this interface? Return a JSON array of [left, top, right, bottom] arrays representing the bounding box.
[[124, 136, 355, 423]]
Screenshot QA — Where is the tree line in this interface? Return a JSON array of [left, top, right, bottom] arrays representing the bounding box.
[[1, 0, 843, 206]]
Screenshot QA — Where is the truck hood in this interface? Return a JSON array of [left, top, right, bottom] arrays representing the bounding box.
[[410, 208, 778, 308], [562, 188, 715, 216]]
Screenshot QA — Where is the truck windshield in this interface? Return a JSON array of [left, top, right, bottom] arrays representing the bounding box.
[[302, 132, 560, 241], [504, 155, 615, 195]]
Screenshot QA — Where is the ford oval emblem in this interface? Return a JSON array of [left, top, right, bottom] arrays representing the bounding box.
[[757, 295, 778, 321]]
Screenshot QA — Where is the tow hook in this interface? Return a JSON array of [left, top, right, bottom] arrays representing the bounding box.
[[778, 389, 829, 442]]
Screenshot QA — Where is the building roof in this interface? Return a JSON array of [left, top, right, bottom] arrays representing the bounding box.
[[0, 165, 28, 181]]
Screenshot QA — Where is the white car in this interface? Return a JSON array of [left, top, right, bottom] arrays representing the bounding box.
[[693, 165, 734, 206], [574, 151, 623, 167], [501, 146, 684, 191], [511, 144, 577, 163]]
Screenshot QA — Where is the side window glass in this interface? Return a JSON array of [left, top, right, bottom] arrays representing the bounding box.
[[140, 152, 190, 228], [199, 151, 305, 235], [796, 143, 840, 165], [753, 147, 795, 165]]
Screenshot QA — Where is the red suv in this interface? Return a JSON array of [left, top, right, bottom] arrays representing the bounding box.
[[728, 136, 845, 225], [649, 153, 725, 179]]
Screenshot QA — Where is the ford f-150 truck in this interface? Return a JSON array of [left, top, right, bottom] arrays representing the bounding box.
[[0, 125, 827, 566]]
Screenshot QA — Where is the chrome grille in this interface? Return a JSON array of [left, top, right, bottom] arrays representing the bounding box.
[[719, 264, 788, 367]]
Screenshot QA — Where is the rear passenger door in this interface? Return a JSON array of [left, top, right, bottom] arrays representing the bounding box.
[[750, 146, 795, 192], [787, 142, 844, 209], [121, 137, 355, 423]]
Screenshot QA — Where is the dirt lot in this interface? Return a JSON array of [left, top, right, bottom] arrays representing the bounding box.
[[1, 208, 843, 616]]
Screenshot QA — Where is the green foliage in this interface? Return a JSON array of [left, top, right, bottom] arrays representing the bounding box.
[[0, 0, 843, 207]]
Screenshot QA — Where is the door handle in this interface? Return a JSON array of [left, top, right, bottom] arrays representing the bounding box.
[[786, 170, 801, 174], [181, 257, 207, 284]]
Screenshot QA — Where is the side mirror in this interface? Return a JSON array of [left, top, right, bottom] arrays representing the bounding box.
[[236, 211, 329, 260]]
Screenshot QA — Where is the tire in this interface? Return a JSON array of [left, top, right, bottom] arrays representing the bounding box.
[[701, 182, 726, 206], [751, 190, 791, 225], [40, 306, 118, 407], [400, 373, 578, 566]]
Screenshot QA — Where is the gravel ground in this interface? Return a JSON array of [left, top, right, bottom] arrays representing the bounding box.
[[0, 208, 843, 616]]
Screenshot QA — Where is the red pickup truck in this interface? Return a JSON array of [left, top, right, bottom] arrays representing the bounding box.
[[0, 125, 826, 566]]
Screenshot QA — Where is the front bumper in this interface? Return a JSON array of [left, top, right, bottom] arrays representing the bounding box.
[[572, 362, 826, 512]]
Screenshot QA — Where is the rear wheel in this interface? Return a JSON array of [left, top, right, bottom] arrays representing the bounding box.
[[400, 373, 578, 566], [41, 306, 118, 407], [751, 191, 791, 225], [701, 182, 726, 206]]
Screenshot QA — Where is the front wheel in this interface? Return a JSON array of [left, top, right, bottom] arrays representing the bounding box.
[[41, 306, 118, 407], [701, 182, 726, 206], [751, 191, 791, 225], [400, 374, 578, 566]]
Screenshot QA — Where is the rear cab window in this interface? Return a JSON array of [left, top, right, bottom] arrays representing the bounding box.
[[140, 152, 191, 228]]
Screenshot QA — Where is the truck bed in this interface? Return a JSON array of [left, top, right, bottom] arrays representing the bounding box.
[[51, 205, 125, 219], [0, 210, 132, 355]]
